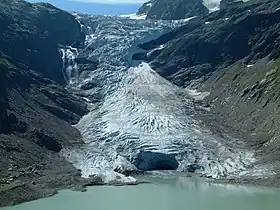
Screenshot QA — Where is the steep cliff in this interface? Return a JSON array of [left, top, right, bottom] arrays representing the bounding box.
[[136, 0, 280, 86], [0, 0, 84, 84], [0, 0, 95, 206], [137, 0, 209, 20]]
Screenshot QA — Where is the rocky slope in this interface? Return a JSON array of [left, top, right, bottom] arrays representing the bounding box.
[[137, 0, 209, 20], [0, 0, 103, 206], [133, 0, 280, 184]]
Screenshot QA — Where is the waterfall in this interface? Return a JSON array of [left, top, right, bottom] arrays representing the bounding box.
[[60, 46, 79, 84]]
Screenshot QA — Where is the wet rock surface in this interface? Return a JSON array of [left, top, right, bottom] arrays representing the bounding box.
[[114, 166, 145, 177], [0, 0, 85, 84]]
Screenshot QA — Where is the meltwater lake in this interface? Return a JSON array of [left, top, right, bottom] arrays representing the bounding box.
[[2, 173, 280, 210]]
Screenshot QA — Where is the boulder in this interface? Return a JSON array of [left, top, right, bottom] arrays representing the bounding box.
[[113, 166, 145, 177], [186, 164, 203, 173], [82, 176, 104, 187]]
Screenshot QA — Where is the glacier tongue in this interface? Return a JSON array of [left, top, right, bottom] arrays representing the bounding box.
[[60, 14, 255, 183]]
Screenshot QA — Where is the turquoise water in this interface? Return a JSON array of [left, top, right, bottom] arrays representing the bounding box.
[[2, 174, 280, 210]]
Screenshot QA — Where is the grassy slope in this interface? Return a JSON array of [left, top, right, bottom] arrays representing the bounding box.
[[200, 57, 280, 181]]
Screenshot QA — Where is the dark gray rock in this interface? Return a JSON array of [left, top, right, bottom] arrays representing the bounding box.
[[82, 176, 104, 187], [138, 0, 208, 20], [75, 52, 99, 73], [0, 0, 85, 84], [220, 0, 244, 10], [137, 1, 155, 16], [0, 1, 89, 206], [140, 0, 280, 87], [41, 88, 88, 118], [132, 52, 147, 61], [32, 129, 63, 152], [113, 167, 145, 177], [167, 64, 214, 87], [132, 151, 179, 171], [80, 82, 96, 91], [186, 164, 203, 173]]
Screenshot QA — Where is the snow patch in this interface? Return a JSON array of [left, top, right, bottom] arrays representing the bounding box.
[[120, 13, 147, 20], [203, 0, 221, 12], [183, 16, 197, 22], [186, 89, 210, 101]]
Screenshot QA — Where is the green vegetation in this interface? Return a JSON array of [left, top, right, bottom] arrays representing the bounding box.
[[266, 58, 280, 89], [235, 63, 265, 90], [227, 58, 280, 91], [270, 58, 280, 78], [0, 58, 15, 75], [219, 62, 267, 91]]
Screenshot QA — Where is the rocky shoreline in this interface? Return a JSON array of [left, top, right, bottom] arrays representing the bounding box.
[[2, 167, 280, 208]]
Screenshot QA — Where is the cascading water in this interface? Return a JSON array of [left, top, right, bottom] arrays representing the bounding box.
[[59, 14, 259, 183], [60, 46, 79, 84]]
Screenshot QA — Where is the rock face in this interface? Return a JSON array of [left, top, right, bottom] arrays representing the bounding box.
[[137, 1, 155, 16], [0, 0, 84, 84], [0, 0, 89, 206], [134, 0, 280, 87], [137, 0, 209, 20], [220, 0, 243, 10], [132, 151, 179, 171]]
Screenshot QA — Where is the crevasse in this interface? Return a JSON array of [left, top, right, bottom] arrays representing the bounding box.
[[60, 14, 257, 183]]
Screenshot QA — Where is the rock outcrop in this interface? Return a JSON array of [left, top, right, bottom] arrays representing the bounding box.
[[137, 0, 208, 20], [0, 0, 91, 206], [137, 0, 155, 16], [0, 0, 84, 84], [135, 0, 280, 87]]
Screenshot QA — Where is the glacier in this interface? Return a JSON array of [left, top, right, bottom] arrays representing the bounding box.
[[59, 14, 260, 183]]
